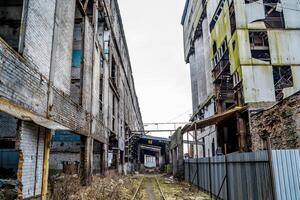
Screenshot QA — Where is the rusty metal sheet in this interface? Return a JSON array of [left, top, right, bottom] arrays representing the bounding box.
[[182, 106, 247, 133]]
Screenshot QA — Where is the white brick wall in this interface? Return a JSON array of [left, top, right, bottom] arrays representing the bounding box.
[[20, 121, 45, 198], [52, 0, 76, 93], [23, 0, 56, 77]]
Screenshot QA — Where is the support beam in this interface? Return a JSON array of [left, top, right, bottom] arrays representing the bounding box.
[[41, 129, 52, 200], [80, 136, 93, 186]]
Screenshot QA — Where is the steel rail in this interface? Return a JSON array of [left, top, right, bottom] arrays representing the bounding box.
[[155, 176, 166, 200], [131, 176, 144, 200]]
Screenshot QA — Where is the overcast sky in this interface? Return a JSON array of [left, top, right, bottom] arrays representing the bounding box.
[[118, 0, 192, 136]]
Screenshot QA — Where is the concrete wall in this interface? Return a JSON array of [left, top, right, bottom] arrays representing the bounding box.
[[170, 128, 184, 178], [189, 54, 199, 112], [250, 92, 300, 151]]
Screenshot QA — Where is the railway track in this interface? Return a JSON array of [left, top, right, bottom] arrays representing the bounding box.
[[131, 175, 166, 200]]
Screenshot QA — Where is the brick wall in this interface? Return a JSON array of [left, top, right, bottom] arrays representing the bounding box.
[[0, 40, 49, 115], [51, 0, 76, 93], [23, 0, 56, 78], [250, 92, 300, 151], [18, 121, 46, 198]]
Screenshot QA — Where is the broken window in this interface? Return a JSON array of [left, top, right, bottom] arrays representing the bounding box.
[[0, 0, 24, 51], [0, 112, 18, 199], [112, 95, 116, 132], [249, 31, 270, 62], [229, 2, 236, 35], [99, 73, 104, 119], [273, 66, 293, 101], [71, 7, 84, 104], [263, 0, 285, 28], [97, 9, 107, 49], [110, 57, 118, 88], [209, 0, 226, 32], [212, 39, 235, 113], [212, 139, 215, 157]]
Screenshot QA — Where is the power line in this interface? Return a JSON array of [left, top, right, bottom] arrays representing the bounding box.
[[166, 109, 192, 122]]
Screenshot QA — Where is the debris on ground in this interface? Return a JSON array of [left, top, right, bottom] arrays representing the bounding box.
[[48, 174, 141, 200], [47, 174, 81, 200], [158, 176, 211, 200], [69, 175, 140, 200], [47, 174, 211, 200], [0, 179, 18, 200]]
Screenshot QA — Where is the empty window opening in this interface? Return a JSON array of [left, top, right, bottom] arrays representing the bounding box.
[[108, 134, 118, 170], [49, 131, 81, 175], [229, 2, 236, 35], [112, 95, 116, 132], [212, 139, 215, 157], [212, 40, 235, 113], [97, 10, 107, 49], [273, 66, 293, 101], [110, 57, 118, 87], [209, 0, 226, 32], [99, 74, 104, 119], [249, 31, 270, 62], [0, 112, 18, 177], [212, 40, 229, 80], [120, 150, 124, 166], [103, 31, 110, 59], [217, 121, 239, 154], [71, 7, 84, 104], [85, 0, 94, 22], [263, 0, 285, 28], [213, 41, 217, 55], [93, 141, 104, 175], [0, 112, 18, 199], [0, 0, 24, 51]]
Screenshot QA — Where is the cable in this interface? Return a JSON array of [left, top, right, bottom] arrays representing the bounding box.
[[166, 109, 192, 122]]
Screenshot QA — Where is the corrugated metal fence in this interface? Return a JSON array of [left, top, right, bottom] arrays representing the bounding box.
[[184, 150, 300, 200]]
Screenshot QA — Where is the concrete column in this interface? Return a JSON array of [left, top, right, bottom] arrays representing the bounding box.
[[237, 114, 247, 152], [80, 136, 93, 186]]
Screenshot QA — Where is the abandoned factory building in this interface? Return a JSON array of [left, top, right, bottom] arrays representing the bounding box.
[[181, 0, 300, 157], [0, 0, 143, 199]]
